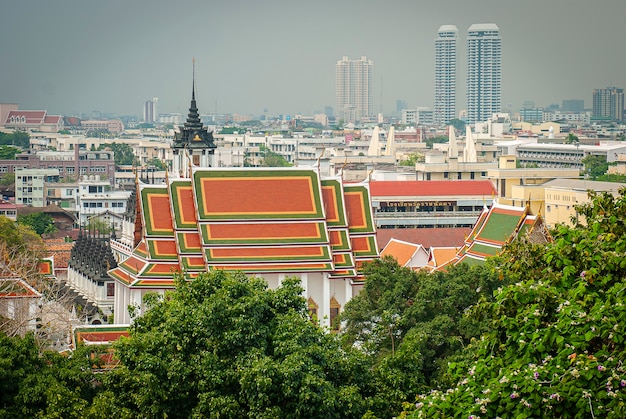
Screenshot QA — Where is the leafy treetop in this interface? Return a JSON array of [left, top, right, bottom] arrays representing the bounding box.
[[403, 188, 626, 418]]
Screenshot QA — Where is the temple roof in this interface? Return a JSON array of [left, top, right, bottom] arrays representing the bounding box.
[[443, 201, 551, 268], [109, 167, 378, 287]]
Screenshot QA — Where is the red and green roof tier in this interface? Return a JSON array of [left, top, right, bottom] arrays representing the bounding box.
[[109, 168, 378, 287]]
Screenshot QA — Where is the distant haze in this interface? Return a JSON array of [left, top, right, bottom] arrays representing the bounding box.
[[1, 0, 625, 118]]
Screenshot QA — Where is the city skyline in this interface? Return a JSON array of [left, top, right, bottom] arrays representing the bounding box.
[[1, 0, 625, 118]]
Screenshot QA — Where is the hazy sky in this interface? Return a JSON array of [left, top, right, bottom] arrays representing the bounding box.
[[1, 0, 625, 118]]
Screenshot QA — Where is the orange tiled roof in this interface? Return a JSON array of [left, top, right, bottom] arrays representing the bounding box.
[[381, 239, 424, 267], [110, 168, 379, 287]]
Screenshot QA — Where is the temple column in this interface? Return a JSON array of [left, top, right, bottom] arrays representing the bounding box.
[[321, 273, 331, 329]]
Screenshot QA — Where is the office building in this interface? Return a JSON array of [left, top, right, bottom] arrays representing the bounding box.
[[434, 25, 458, 125], [593, 87, 624, 122], [143, 97, 158, 123], [335, 56, 373, 123], [466, 23, 502, 124]]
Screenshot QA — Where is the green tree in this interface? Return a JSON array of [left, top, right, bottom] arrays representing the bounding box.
[[597, 172, 626, 183], [404, 188, 626, 418], [581, 154, 608, 179], [97, 271, 370, 418], [0, 131, 29, 148], [449, 119, 465, 133], [424, 136, 448, 149], [98, 143, 137, 166], [398, 153, 424, 166], [0, 145, 20, 159], [0, 172, 15, 186], [17, 212, 57, 236], [0, 215, 44, 253], [260, 145, 292, 167], [340, 257, 504, 417], [0, 333, 99, 418], [146, 157, 166, 170], [565, 132, 580, 144]]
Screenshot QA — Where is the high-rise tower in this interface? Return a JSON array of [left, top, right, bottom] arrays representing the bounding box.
[[434, 25, 458, 126], [466, 23, 501, 124], [335, 56, 373, 124], [593, 87, 624, 122], [143, 97, 158, 123]]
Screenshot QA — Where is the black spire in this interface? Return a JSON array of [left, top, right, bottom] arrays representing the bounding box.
[[172, 59, 216, 152], [184, 59, 203, 131]]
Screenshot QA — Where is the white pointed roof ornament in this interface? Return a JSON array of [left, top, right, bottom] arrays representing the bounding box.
[[383, 126, 396, 157], [367, 126, 381, 157], [448, 125, 458, 159], [464, 126, 478, 163]]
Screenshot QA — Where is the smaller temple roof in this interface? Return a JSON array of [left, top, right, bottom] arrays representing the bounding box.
[[444, 200, 551, 268]]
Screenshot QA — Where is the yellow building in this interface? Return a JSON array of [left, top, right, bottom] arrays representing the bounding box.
[[486, 155, 579, 214], [542, 179, 625, 227]]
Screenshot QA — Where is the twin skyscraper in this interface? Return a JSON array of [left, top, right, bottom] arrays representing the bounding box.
[[435, 24, 502, 125]]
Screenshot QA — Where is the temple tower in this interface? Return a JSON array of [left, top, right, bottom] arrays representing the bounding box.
[[172, 61, 217, 175]]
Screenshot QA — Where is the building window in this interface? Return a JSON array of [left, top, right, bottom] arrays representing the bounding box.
[[330, 296, 341, 331], [106, 282, 115, 297]]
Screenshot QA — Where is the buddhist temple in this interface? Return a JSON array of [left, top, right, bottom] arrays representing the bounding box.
[[108, 69, 379, 327]]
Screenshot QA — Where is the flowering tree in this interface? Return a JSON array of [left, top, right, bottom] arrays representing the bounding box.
[[403, 188, 626, 418]]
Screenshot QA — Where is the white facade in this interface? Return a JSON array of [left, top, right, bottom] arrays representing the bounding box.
[[335, 56, 373, 123], [77, 176, 132, 226], [467, 23, 502, 124], [434, 25, 458, 125], [112, 271, 352, 329], [66, 265, 115, 316], [402, 108, 434, 126]]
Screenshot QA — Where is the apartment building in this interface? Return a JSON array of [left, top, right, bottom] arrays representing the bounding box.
[[15, 168, 59, 207]]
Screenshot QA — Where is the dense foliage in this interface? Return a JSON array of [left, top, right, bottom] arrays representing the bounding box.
[[582, 154, 609, 180], [260, 144, 292, 167], [0, 145, 20, 159], [17, 212, 57, 236], [0, 131, 29, 148], [404, 188, 626, 418], [340, 258, 508, 417], [0, 333, 99, 418], [97, 143, 137, 166], [95, 271, 371, 418]]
